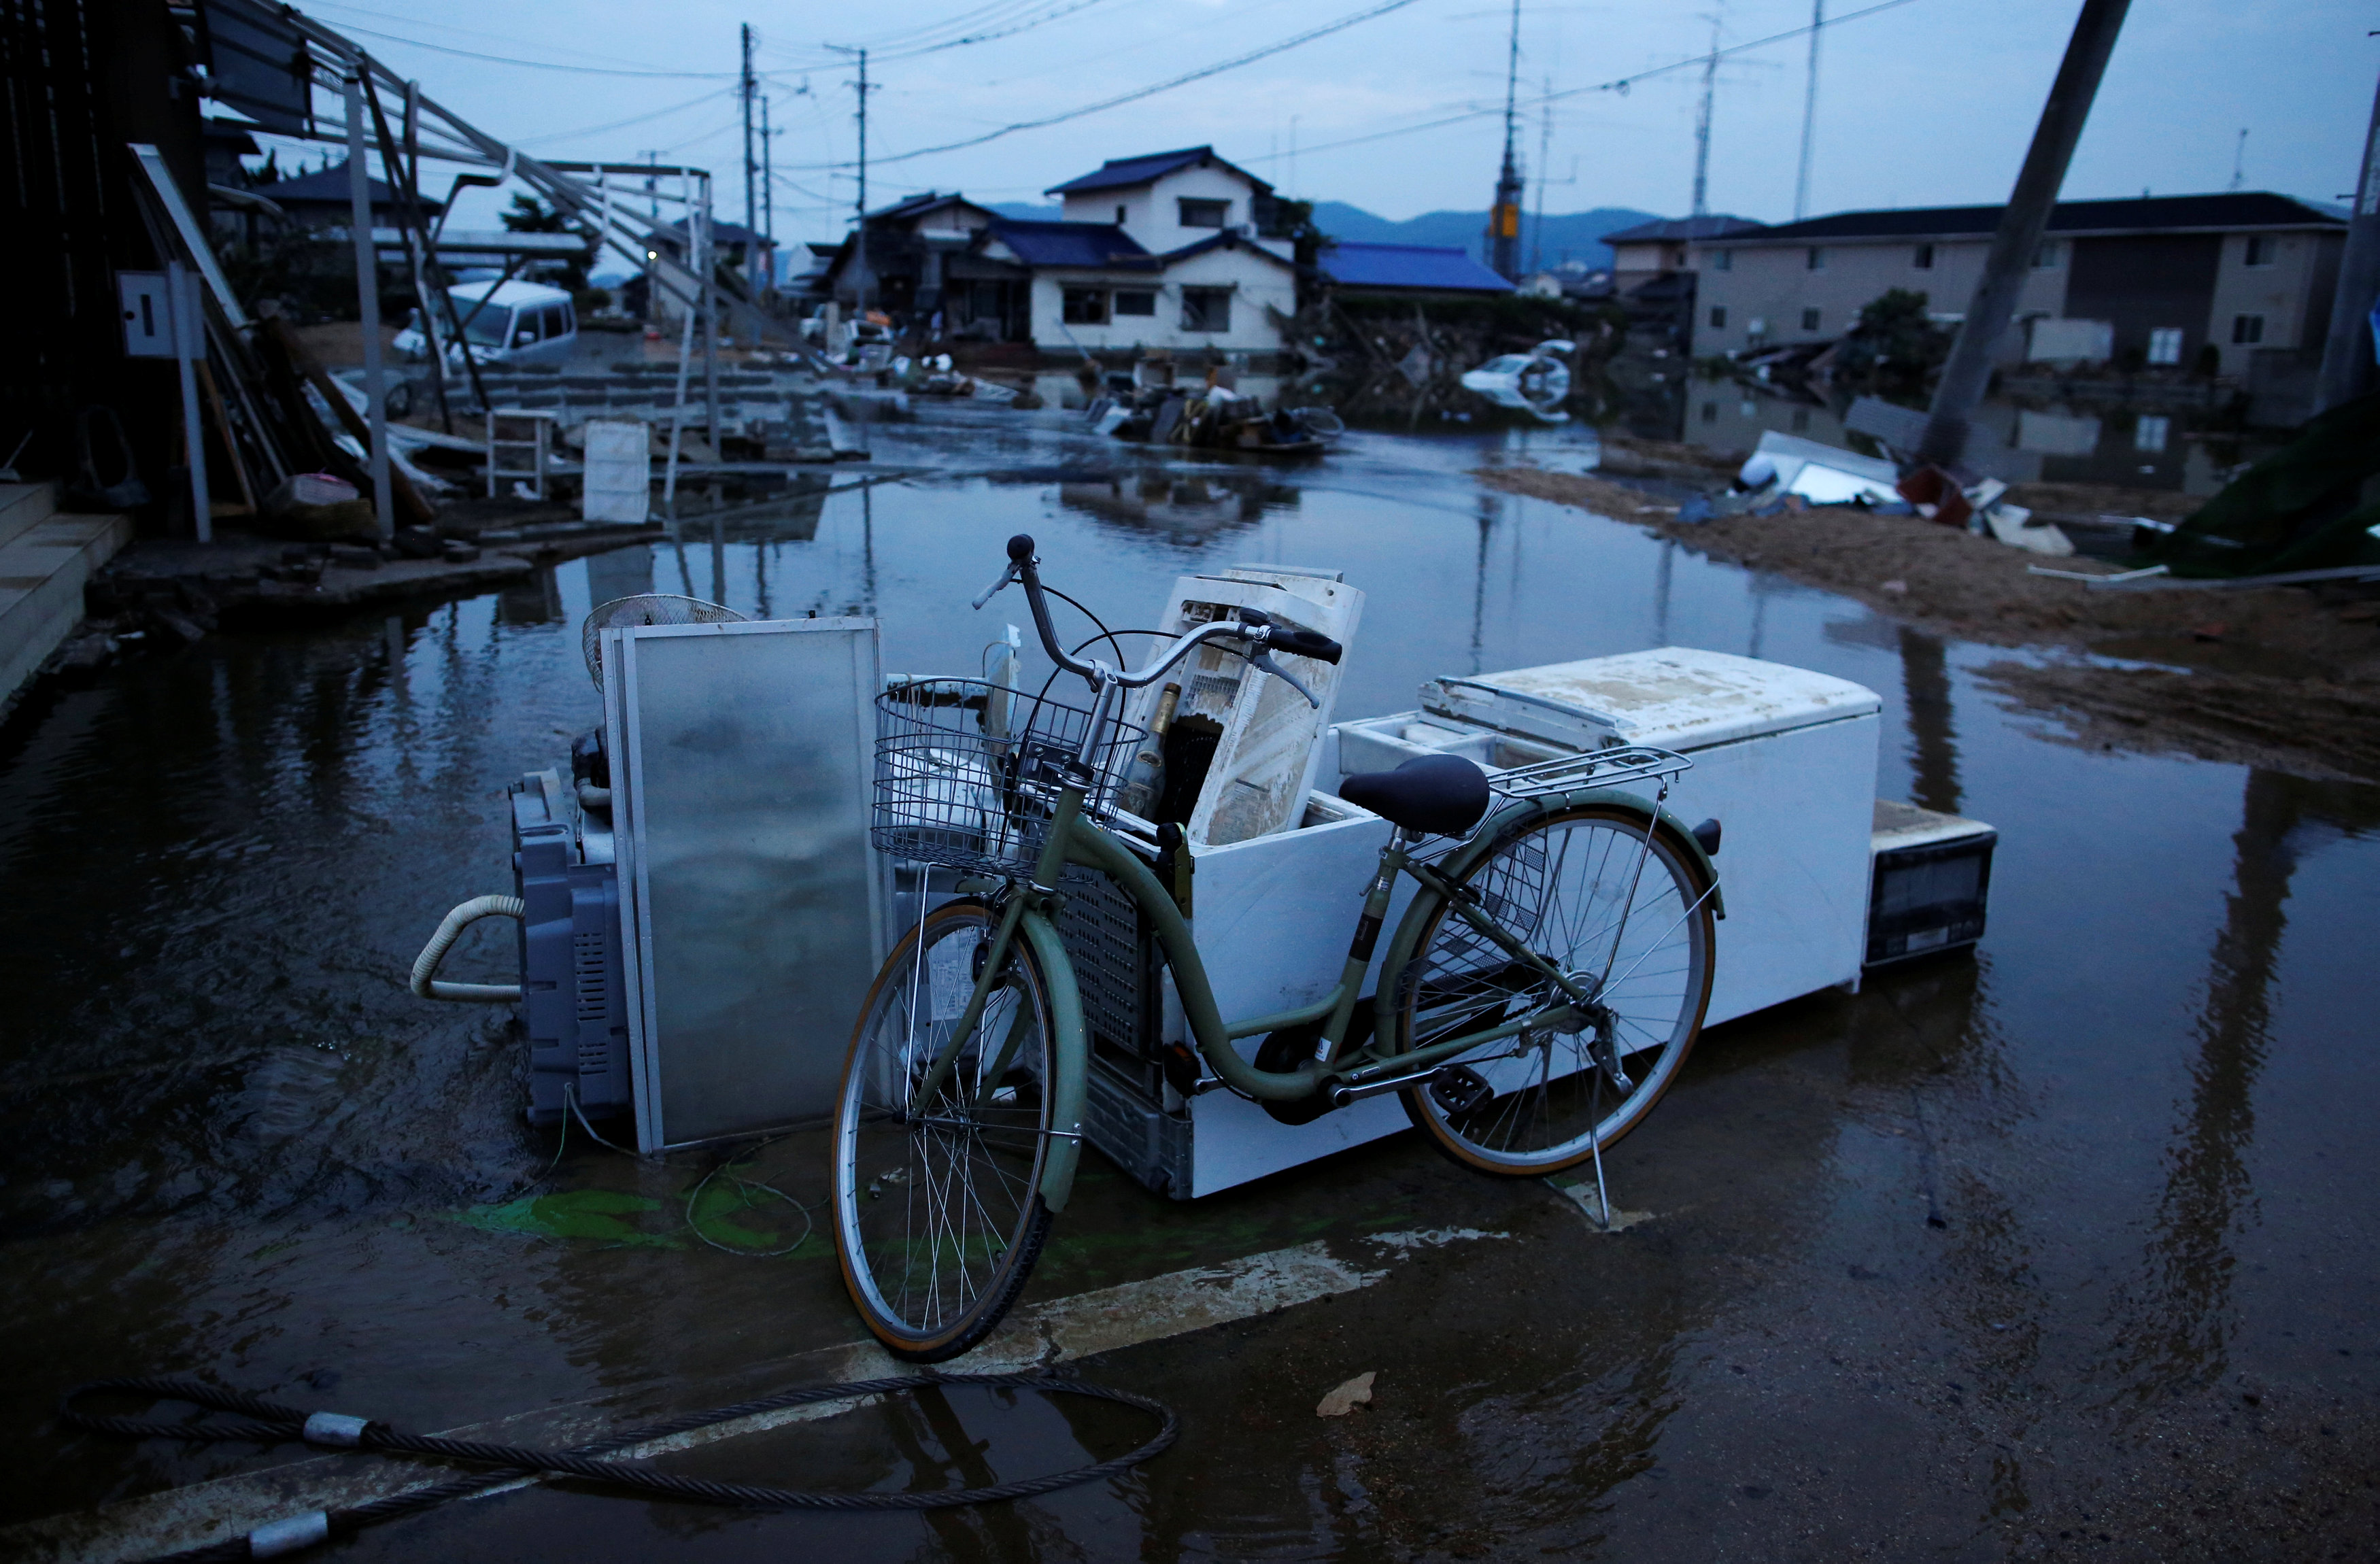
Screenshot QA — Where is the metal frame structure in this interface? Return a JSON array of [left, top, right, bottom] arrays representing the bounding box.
[[199, 0, 734, 496]]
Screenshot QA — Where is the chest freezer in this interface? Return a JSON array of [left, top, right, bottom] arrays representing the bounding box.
[[1331, 646, 1882, 1027]]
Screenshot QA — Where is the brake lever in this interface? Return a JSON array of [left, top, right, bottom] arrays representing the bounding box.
[[971, 562, 1019, 611], [1247, 648, 1320, 709]]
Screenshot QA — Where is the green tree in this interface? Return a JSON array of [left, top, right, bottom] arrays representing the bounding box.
[[499, 194, 595, 292]]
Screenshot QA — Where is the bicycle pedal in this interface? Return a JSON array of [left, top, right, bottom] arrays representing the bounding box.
[[1429, 1064, 1492, 1116]]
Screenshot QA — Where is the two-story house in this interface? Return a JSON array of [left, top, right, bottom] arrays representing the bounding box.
[[1688, 192, 2346, 386], [1025, 145, 1300, 356]]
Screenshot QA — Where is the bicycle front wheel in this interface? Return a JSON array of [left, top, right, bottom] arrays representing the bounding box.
[[1394, 806, 1715, 1175], [832, 899, 1057, 1362]]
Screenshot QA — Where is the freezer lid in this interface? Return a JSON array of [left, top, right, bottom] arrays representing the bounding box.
[[1422, 645, 1882, 751]]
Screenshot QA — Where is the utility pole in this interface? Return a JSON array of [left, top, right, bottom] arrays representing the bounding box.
[[1531, 75, 1554, 274], [760, 90, 774, 291], [1486, 0, 1524, 279], [1794, 0, 1823, 220], [740, 22, 757, 240], [2314, 61, 2380, 413], [1919, 0, 2132, 465], [828, 45, 879, 307], [1691, 14, 1720, 218]]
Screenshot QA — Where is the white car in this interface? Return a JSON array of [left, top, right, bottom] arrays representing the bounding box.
[[394, 279, 579, 369], [1460, 339, 1575, 422]]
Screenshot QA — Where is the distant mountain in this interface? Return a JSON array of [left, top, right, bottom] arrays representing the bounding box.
[[989, 200, 1664, 272], [1309, 202, 1663, 271]]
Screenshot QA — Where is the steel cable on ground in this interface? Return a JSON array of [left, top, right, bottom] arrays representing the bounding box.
[[61, 1372, 1177, 1561]]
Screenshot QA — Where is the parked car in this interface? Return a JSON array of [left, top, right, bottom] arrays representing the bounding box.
[[394, 279, 579, 368]]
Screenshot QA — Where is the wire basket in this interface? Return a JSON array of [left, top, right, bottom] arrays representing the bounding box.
[[873, 678, 1147, 877]]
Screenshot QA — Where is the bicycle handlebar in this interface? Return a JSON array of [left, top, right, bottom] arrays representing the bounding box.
[[974, 534, 1343, 703]]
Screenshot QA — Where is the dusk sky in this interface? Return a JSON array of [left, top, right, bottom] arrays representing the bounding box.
[[258, 0, 2377, 240]]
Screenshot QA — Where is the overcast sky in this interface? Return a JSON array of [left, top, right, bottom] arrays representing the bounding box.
[[262, 0, 2377, 241]]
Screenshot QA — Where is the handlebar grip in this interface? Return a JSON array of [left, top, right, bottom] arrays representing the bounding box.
[[1271, 627, 1342, 665], [1007, 533, 1036, 562]]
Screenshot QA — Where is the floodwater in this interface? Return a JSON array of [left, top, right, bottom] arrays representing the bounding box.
[[3, 405, 2376, 1561]]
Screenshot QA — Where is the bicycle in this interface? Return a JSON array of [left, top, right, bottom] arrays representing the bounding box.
[[832, 534, 1724, 1361]]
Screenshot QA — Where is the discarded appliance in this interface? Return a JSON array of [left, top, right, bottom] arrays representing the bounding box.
[[422, 600, 1994, 1193], [1062, 645, 1997, 1202], [1867, 801, 1996, 966], [1750, 430, 1903, 505], [1459, 339, 1574, 422]]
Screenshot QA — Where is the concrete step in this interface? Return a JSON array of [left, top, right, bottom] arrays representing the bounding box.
[[0, 503, 135, 711], [0, 482, 58, 551]]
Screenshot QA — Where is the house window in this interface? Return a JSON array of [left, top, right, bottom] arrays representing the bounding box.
[[1115, 204, 1127, 225], [2033, 239, 2061, 268], [1113, 289, 1156, 316], [1709, 305, 1727, 328], [1805, 246, 1826, 271], [2243, 235, 2275, 267], [1061, 288, 1110, 325], [1178, 198, 1229, 229], [2146, 326, 2184, 364], [1701, 401, 1718, 424], [1181, 287, 1231, 332], [1801, 307, 1822, 332], [2231, 313, 2264, 345], [1913, 242, 1935, 269], [2135, 414, 2171, 452], [1710, 249, 1732, 271]]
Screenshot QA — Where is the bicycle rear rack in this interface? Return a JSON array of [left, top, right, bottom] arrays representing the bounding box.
[[1488, 744, 1692, 801]]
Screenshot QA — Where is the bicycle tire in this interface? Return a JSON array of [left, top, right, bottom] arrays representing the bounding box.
[[833, 900, 1058, 1362], [1393, 805, 1715, 1176]]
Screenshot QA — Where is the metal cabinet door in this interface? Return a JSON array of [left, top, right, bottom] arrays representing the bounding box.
[[603, 617, 884, 1150]]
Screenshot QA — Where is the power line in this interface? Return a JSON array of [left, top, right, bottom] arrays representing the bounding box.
[[1246, 0, 1928, 167], [297, 0, 726, 74], [322, 20, 741, 78], [794, 0, 1427, 171], [513, 89, 728, 148]]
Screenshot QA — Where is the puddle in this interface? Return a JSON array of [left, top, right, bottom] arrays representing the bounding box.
[[3, 405, 2377, 1559]]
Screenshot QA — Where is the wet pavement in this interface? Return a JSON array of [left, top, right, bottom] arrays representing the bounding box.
[[2, 405, 2376, 1561]]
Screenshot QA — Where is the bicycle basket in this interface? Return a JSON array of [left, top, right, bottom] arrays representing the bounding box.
[[872, 678, 1146, 877]]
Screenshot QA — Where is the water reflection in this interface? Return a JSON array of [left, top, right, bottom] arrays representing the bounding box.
[[1682, 384, 2255, 496], [1055, 470, 1294, 545], [2105, 772, 2380, 1401]]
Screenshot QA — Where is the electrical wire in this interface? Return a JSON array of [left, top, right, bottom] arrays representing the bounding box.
[[513, 89, 729, 149], [321, 20, 743, 78], [1246, 0, 1933, 165], [791, 0, 1427, 172], [296, 0, 732, 74]]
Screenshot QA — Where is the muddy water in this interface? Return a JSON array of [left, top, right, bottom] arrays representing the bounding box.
[[2, 411, 2375, 1559]]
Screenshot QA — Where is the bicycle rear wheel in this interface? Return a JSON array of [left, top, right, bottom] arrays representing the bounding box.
[[832, 900, 1057, 1362], [1394, 806, 1715, 1175]]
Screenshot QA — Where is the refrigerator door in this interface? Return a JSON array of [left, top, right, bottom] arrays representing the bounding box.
[[605, 617, 884, 1151]]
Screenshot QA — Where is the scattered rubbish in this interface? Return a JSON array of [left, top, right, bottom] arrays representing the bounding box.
[[1982, 502, 2073, 556], [2027, 562, 2169, 584], [1459, 339, 1574, 422], [1315, 1372, 1376, 1417], [1881, 579, 1909, 594], [579, 420, 651, 524], [1748, 431, 1902, 506], [1894, 465, 1973, 529]]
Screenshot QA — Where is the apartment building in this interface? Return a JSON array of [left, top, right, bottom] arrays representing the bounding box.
[[1689, 192, 2345, 378]]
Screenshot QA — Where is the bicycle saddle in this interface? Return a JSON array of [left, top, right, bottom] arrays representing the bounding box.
[[1338, 754, 1492, 837]]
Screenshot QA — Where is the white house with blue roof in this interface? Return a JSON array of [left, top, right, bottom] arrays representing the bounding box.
[[991, 146, 1299, 356]]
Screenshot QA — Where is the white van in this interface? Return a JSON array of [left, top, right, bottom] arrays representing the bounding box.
[[395, 279, 579, 368]]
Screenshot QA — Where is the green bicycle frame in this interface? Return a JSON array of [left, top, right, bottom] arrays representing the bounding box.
[[907, 779, 1722, 1213]]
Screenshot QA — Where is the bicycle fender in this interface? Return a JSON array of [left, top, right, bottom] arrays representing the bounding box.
[[1017, 909, 1089, 1215]]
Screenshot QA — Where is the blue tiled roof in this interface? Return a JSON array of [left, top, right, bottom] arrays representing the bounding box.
[[1046, 146, 1270, 197], [990, 220, 1154, 269], [1320, 242, 1513, 293]]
